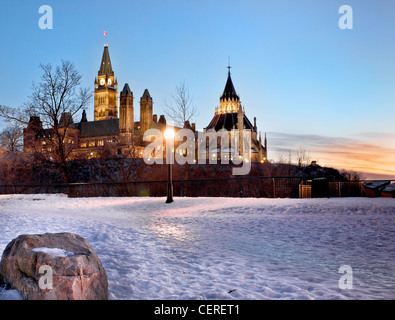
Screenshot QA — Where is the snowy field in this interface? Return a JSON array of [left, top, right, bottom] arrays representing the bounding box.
[[0, 194, 394, 300]]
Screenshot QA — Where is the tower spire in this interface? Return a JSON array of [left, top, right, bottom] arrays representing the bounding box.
[[221, 67, 238, 101], [264, 132, 267, 148], [218, 61, 240, 114], [98, 44, 113, 76]]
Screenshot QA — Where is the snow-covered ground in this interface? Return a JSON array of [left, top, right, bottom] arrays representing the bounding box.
[[0, 194, 394, 300]]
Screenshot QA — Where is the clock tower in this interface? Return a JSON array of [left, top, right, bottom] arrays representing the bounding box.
[[94, 44, 118, 121]]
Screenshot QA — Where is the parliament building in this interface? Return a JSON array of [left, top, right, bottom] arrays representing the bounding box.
[[24, 43, 267, 163]]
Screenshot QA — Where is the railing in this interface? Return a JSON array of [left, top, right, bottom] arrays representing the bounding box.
[[0, 176, 381, 198]]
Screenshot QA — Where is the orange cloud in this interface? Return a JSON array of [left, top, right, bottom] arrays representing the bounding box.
[[269, 132, 395, 179]]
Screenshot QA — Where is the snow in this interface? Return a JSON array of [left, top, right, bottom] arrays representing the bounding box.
[[382, 183, 395, 192], [363, 181, 390, 189], [0, 194, 394, 300], [32, 247, 74, 257], [0, 287, 21, 300]]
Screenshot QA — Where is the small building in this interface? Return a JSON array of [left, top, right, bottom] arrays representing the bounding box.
[[362, 181, 390, 197], [381, 183, 395, 198]]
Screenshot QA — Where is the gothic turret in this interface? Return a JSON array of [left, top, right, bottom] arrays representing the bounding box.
[[81, 109, 88, 123], [140, 89, 153, 134], [237, 104, 244, 155], [119, 83, 134, 146]]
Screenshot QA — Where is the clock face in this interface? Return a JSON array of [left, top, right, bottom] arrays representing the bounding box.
[[108, 78, 112, 86], [100, 78, 105, 86]]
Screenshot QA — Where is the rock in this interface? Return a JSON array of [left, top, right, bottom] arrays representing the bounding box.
[[0, 232, 108, 300]]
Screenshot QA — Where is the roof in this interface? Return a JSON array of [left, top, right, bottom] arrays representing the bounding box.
[[382, 183, 395, 193], [27, 116, 43, 129], [363, 181, 390, 190], [221, 72, 239, 101], [59, 112, 74, 127], [158, 115, 167, 125], [141, 89, 152, 100], [206, 112, 254, 131], [120, 83, 132, 96], [80, 119, 119, 138], [98, 45, 114, 76], [80, 110, 88, 123]]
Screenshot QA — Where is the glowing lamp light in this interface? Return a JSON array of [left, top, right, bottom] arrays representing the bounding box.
[[164, 128, 175, 140], [164, 127, 175, 204]]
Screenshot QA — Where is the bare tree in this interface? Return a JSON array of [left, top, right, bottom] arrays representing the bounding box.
[[164, 81, 198, 127], [296, 147, 311, 167], [0, 60, 91, 182], [101, 140, 145, 182], [340, 169, 365, 181], [277, 154, 286, 164], [287, 150, 293, 165], [0, 125, 23, 153]]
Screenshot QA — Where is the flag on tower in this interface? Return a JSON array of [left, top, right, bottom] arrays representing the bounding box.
[[103, 31, 108, 46]]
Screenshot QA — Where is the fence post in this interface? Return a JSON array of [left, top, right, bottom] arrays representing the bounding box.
[[338, 181, 341, 198], [272, 178, 276, 198]]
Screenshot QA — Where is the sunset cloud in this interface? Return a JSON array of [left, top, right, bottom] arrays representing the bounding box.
[[268, 132, 395, 179]]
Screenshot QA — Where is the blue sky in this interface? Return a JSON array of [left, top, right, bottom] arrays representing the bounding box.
[[0, 0, 394, 178]]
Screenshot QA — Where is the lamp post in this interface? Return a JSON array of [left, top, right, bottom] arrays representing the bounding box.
[[164, 128, 175, 203]]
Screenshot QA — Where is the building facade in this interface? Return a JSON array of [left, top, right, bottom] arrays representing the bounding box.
[[205, 68, 267, 163], [24, 44, 169, 159], [24, 44, 267, 163]]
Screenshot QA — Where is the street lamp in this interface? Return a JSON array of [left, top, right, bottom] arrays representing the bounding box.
[[164, 128, 175, 203]]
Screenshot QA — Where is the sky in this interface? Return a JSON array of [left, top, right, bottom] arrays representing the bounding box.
[[0, 0, 394, 178]]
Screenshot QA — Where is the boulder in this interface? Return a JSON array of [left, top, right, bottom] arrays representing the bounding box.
[[0, 232, 108, 300]]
